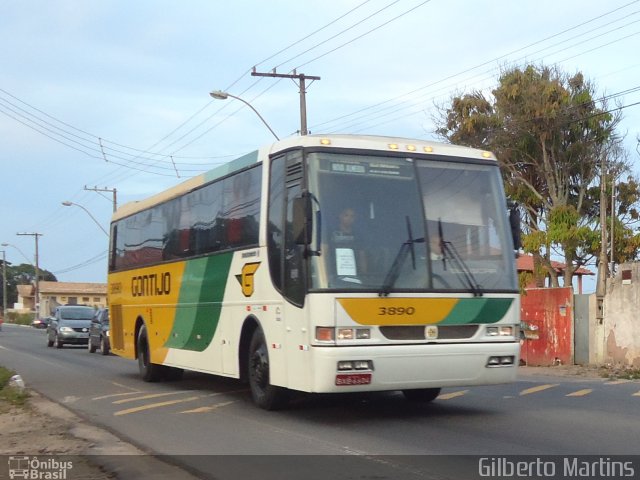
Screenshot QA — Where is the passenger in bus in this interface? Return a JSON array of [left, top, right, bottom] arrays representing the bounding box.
[[329, 207, 368, 277], [429, 234, 444, 261]]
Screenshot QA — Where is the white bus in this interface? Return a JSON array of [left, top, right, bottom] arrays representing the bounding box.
[[108, 134, 521, 409]]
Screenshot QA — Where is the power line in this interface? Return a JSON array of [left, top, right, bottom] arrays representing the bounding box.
[[311, 2, 640, 133], [322, 18, 640, 133]]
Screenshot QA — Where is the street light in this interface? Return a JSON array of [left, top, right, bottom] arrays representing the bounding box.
[[209, 90, 280, 141], [62, 201, 109, 236]]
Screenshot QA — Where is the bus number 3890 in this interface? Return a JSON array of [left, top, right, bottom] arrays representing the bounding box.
[[378, 307, 415, 315]]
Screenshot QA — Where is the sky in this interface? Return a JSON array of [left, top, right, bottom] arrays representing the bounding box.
[[1, 0, 639, 294]]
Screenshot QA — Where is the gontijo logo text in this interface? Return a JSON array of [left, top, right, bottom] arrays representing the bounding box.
[[131, 272, 171, 297]]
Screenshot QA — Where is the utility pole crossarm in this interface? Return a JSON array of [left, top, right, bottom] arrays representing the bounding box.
[[84, 186, 118, 213], [251, 69, 320, 136]]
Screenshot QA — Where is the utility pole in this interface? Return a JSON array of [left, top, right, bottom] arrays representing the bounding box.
[[251, 68, 320, 136], [17, 232, 42, 320], [610, 176, 615, 278], [596, 155, 608, 321], [84, 186, 118, 213], [1, 249, 7, 320]]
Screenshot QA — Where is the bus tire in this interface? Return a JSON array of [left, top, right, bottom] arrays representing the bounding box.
[[248, 328, 289, 410], [402, 388, 441, 403], [137, 325, 163, 382]]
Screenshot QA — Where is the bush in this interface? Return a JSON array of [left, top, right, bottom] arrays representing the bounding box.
[[0, 367, 12, 389], [6, 312, 35, 326], [0, 366, 29, 406]]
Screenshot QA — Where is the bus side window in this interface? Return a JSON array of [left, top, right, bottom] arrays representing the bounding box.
[[268, 153, 305, 305], [268, 156, 285, 291], [284, 182, 304, 305]]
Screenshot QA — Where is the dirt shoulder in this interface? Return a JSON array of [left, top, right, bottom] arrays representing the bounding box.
[[519, 363, 640, 380], [0, 390, 201, 480]]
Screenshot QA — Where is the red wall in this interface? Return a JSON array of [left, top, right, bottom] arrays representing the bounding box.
[[520, 287, 573, 366]]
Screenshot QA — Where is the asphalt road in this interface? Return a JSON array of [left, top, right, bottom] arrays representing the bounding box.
[[1, 323, 639, 479]]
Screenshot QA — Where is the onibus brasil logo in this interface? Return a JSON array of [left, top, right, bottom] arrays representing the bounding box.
[[8, 456, 73, 479]]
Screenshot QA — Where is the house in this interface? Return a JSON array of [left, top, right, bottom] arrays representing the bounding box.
[[13, 281, 107, 317], [516, 254, 594, 294]]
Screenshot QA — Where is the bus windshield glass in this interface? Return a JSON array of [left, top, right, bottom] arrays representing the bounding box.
[[306, 152, 517, 293]]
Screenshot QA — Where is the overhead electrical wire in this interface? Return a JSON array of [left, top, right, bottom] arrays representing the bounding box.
[[312, 3, 640, 133], [337, 25, 640, 134]]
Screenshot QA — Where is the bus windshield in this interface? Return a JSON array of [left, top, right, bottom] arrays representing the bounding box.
[[306, 152, 517, 293]]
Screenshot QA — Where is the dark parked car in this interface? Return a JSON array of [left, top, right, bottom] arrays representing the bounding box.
[[88, 308, 110, 355], [32, 316, 52, 329], [47, 305, 95, 348]]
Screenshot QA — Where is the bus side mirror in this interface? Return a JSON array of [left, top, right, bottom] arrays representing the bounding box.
[[508, 202, 522, 251], [292, 194, 312, 245]]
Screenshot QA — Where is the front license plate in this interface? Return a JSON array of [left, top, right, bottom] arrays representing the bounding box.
[[335, 373, 372, 386]]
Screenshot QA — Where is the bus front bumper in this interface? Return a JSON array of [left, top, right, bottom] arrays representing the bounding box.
[[309, 342, 520, 393]]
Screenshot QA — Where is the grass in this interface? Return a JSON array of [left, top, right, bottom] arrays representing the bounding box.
[[599, 365, 640, 380], [0, 365, 30, 407]]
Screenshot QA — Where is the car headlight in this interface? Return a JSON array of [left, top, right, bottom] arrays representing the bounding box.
[[59, 327, 73, 333]]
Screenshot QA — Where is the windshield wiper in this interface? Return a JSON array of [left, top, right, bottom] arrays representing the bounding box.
[[437, 219, 483, 297], [379, 216, 424, 297]]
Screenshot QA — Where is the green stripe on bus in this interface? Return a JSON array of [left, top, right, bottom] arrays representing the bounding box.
[[203, 151, 258, 183], [164, 253, 233, 351], [440, 298, 513, 325]]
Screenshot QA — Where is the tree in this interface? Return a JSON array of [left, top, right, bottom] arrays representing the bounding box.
[[435, 64, 637, 288], [0, 262, 57, 309]]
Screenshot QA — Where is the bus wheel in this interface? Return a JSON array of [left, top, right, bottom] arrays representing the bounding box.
[[248, 328, 289, 410], [137, 325, 163, 382], [402, 388, 441, 403]]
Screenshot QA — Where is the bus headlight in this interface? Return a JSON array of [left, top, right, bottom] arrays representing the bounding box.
[[337, 360, 373, 371], [317, 327, 371, 343], [487, 326, 514, 337], [337, 328, 371, 340]]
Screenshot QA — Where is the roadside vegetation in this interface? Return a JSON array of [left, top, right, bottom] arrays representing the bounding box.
[[0, 365, 29, 410], [600, 365, 640, 380], [4, 312, 34, 326]]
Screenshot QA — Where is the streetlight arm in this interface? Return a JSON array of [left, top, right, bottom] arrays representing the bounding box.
[[209, 90, 280, 141], [1, 243, 32, 263], [61, 201, 109, 236]]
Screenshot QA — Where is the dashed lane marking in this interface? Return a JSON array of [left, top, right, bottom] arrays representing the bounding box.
[[519, 384, 559, 396], [565, 389, 593, 397], [437, 390, 468, 400], [180, 401, 235, 413], [114, 396, 201, 416], [92, 391, 144, 401], [112, 390, 193, 404], [111, 381, 141, 392]]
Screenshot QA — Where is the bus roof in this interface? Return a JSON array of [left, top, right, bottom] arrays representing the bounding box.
[[112, 134, 496, 222]]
